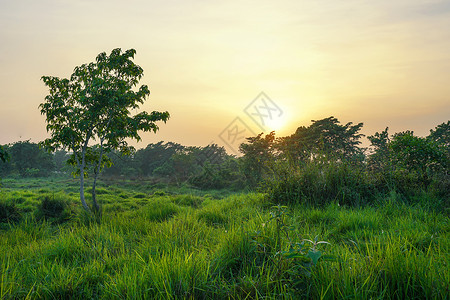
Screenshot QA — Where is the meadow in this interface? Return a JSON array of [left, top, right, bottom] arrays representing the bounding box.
[[1, 177, 448, 299]]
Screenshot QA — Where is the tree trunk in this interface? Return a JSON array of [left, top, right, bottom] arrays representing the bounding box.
[[91, 173, 101, 220], [79, 164, 90, 212], [91, 142, 105, 221]]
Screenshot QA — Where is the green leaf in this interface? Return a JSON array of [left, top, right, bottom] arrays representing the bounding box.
[[307, 250, 322, 265]]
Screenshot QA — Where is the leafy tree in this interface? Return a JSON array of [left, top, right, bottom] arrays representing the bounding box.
[[135, 141, 183, 176], [428, 121, 450, 161], [0, 145, 9, 185], [101, 150, 137, 177], [53, 150, 70, 173], [0, 145, 8, 163], [367, 127, 391, 172], [309, 117, 364, 160], [39, 48, 169, 217], [390, 132, 446, 186], [278, 117, 364, 164], [195, 144, 227, 166], [8, 141, 54, 177], [428, 121, 450, 147], [169, 147, 200, 184], [189, 156, 244, 190], [239, 131, 276, 186]]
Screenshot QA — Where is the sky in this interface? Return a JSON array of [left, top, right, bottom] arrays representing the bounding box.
[[1, 0, 449, 154]]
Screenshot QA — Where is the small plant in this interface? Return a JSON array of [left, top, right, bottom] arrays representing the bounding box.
[[153, 190, 166, 196], [255, 205, 333, 280]]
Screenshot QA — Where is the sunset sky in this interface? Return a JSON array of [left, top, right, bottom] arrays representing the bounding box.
[[1, 0, 449, 154]]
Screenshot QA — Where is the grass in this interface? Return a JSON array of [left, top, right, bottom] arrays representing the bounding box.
[[0, 177, 449, 299]]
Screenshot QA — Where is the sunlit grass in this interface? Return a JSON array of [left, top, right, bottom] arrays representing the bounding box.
[[0, 178, 448, 299]]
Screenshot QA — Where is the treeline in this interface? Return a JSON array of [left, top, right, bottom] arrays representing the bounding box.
[[1, 117, 449, 201], [244, 117, 449, 206], [0, 141, 245, 190]]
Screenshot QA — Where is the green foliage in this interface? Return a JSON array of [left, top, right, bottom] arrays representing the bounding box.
[[390, 132, 446, 180], [0, 145, 9, 163], [367, 127, 449, 198], [278, 116, 364, 165], [428, 120, 450, 148], [53, 150, 70, 173], [39, 48, 169, 215], [239, 131, 276, 186], [265, 161, 371, 207], [135, 198, 180, 222], [189, 158, 245, 190], [3, 141, 54, 177], [255, 205, 333, 281]]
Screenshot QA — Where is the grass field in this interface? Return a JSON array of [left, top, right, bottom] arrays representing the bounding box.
[[1, 177, 449, 299]]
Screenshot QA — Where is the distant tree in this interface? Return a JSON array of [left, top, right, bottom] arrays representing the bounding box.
[[101, 150, 137, 177], [190, 156, 244, 190], [8, 141, 54, 177], [239, 131, 276, 186], [0, 145, 10, 182], [390, 132, 446, 186], [53, 150, 70, 173], [428, 121, 450, 160], [135, 141, 183, 176], [0, 145, 8, 163], [195, 144, 227, 166], [428, 121, 450, 147], [169, 147, 200, 184], [39, 48, 169, 218], [278, 117, 364, 164], [367, 127, 391, 172]]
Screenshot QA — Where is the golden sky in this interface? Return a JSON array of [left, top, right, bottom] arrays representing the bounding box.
[[1, 0, 449, 154]]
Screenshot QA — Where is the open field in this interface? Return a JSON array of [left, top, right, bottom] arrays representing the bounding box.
[[1, 177, 449, 299]]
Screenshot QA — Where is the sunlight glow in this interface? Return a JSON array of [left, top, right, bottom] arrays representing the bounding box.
[[265, 115, 288, 133]]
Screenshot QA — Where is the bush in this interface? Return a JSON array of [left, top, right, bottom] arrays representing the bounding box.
[[265, 161, 372, 207], [36, 195, 71, 223], [0, 201, 21, 223]]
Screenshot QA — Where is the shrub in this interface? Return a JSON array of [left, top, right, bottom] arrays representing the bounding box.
[[0, 201, 21, 223], [153, 190, 166, 196], [36, 195, 71, 222], [265, 161, 372, 207]]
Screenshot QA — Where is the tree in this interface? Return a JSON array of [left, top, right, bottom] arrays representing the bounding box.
[[40, 48, 170, 217], [0, 145, 9, 183], [428, 121, 450, 160], [239, 131, 276, 186], [0, 145, 8, 163], [277, 117, 364, 165], [367, 127, 391, 172], [390, 132, 446, 186], [53, 150, 70, 173], [428, 121, 450, 147], [135, 141, 183, 176], [9, 141, 54, 177]]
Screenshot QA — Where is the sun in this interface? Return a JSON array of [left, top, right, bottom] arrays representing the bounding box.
[[264, 116, 288, 132]]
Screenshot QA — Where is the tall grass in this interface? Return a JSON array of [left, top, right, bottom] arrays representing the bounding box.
[[0, 178, 448, 299]]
